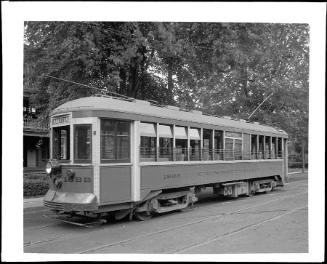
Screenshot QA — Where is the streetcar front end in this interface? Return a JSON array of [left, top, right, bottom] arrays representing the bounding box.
[[43, 113, 98, 215]]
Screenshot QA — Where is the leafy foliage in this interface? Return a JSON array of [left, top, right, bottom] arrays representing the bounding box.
[[24, 22, 309, 153]]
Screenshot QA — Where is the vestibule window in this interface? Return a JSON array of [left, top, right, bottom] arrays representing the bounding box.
[[101, 119, 130, 163], [52, 125, 70, 160], [74, 124, 92, 163]]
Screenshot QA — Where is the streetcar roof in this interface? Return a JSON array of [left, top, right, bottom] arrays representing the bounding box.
[[51, 96, 288, 137]]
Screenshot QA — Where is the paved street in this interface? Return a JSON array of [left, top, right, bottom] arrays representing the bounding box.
[[24, 172, 308, 254]]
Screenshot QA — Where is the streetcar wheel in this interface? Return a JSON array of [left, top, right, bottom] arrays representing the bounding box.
[[134, 211, 152, 221]]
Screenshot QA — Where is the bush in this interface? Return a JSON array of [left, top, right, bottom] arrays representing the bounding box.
[[24, 173, 49, 198]]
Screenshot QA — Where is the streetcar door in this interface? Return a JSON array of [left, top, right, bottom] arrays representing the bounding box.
[[99, 119, 132, 204]]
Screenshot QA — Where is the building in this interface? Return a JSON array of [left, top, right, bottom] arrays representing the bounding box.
[[23, 93, 49, 170]]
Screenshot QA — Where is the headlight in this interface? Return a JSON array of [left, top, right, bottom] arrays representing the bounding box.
[[45, 161, 52, 174], [45, 159, 61, 175]]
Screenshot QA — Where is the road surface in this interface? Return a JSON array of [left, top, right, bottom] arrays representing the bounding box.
[[24, 172, 308, 254]]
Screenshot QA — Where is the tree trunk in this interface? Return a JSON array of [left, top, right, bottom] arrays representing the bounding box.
[[128, 61, 138, 97], [301, 139, 305, 173], [119, 68, 126, 94], [241, 65, 249, 98]]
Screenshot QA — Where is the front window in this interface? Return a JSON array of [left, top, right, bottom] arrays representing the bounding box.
[[74, 124, 92, 163], [101, 119, 130, 163], [52, 125, 70, 160]]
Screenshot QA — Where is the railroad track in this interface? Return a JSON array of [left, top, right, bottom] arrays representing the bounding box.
[[171, 205, 307, 253]]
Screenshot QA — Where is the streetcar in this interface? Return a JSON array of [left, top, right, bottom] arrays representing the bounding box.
[[44, 94, 288, 222]]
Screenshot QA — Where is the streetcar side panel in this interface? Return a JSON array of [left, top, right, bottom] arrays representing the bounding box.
[[140, 160, 283, 197], [99, 165, 132, 204]]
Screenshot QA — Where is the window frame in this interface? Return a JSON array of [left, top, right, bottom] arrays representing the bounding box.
[[52, 125, 70, 161], [74, 124, 92, 164], [224, 131, 243, 160], [100, 119, 131, 163]]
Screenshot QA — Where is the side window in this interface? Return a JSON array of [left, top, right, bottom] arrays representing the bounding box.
[[265, 136, 271, 159], [258, 135, 264, 159], [158, 124, 173, 161], [224, 138, 234, 160], [74, 124, 92, 163], [189, 128, 201, 161], [214, 130, 224, 160], [140, 122, 157, 161], [52, 125, 70, 160], [251, 135, 258, 159], [203, 129, 213, 160], [175, 126, 188, 161], [224, 131, 243, 160], [101, 119, 130, 163]]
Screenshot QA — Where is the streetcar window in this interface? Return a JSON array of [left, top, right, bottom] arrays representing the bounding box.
[[258, 135, 264, 159], [175, 126, 188, 161], [101, 119, 130, 163], [225, 131, 243, 160], [189, 128, 201, 161], [52, 125, 70, 160], [251, 135, 258, 159], [157, 124, 172, 161], [74, 124, 92, 163], [140, 136, 157, 161], [190, 139, 201, 161], [277, 138, 282, 158], [271, 137, 276, 159], [234, 139, 242, 160], [159, 138, 173, 161], [224, 138, 234, 160], [243, 133, 251, 160], [214, 130, 224, 160], [203, 129, 213, 160], [140, 122, 157, 161], [265, 136, 271, 159]]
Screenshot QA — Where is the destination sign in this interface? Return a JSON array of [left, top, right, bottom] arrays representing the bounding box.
[[52, 115, 70, 125]]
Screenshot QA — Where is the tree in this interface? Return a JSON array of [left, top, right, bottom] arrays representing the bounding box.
[[24, 22, 309, 155]]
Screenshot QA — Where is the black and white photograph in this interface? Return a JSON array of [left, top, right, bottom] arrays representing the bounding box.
[[2, 2, 325, 262]]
